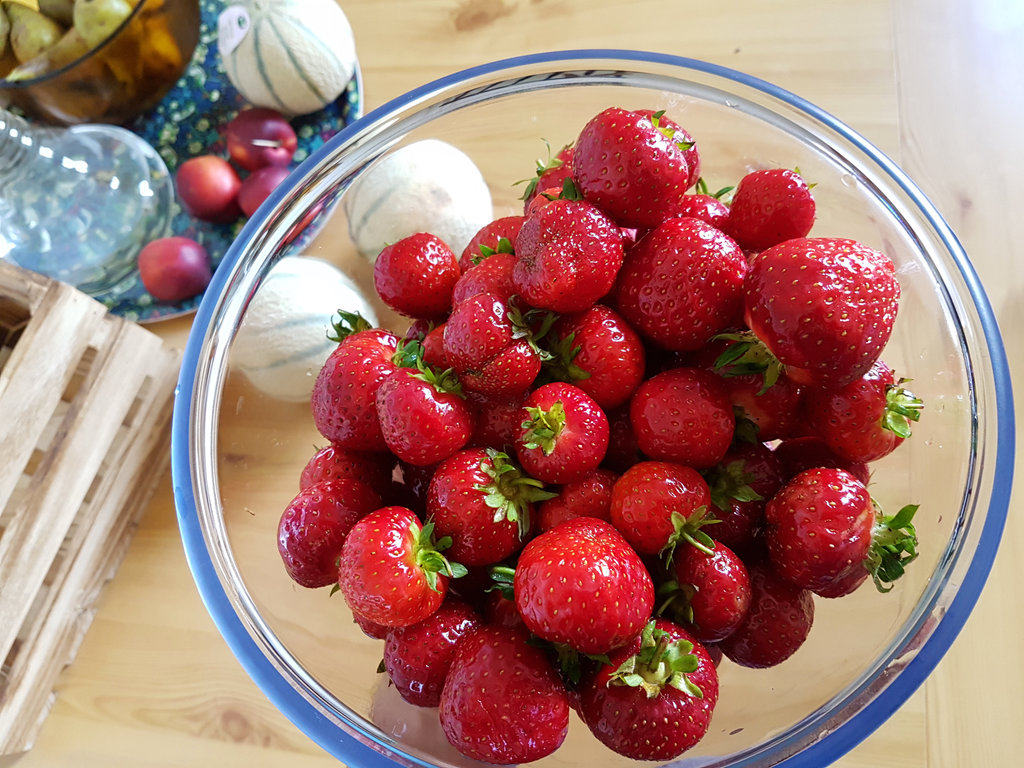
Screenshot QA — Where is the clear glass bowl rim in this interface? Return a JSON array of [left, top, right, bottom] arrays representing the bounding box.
[[171, 49, 1015, 768]]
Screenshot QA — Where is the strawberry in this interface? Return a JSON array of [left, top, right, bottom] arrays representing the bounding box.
[[661, 539, 752, 643], [725, 168, 816, 252], [465, 391, 525, 452], [420, 323, 449, 369], [450, 249, 517, 305], [629, 366, 735, 469], [603, 404, 644, 472], [441, 292, 546, 398], [543, 304, 646, 409], [520, 142, 575, 210], [772, 435, 871, 487], [804, 358, 924, 463], [578, 619, 719, 761], [276, 479, 382, 588], [458, 214, 526, 271], [514, 516, 653, 654], [375, 365, 474, 466], [426, 447, 554, 566], [352, 612, 390, 640], [609, 460, 713, 559], [764, 467, 919, 597], [613, 216, 747, 351], [515, 382, 610, 484], [439, 625, 570, 764], [703, 440, 785, 555], [337, 506, 466, 628], [373, 232, 461, 320], [311, 321, 399, 452], [743, 237, 900, 387], [718, 559, 815, 668], [513, 197, 625, 312], [573, 107, 699, 229], [673, 179, 732, 230], [381, 597, 480, 707], [537, 467, 617, 532], [298, 443, 393, 496]]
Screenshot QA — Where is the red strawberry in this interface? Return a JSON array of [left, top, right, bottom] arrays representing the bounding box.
[[579, 619, 718, 761], [276, 479, 381, 588], [311, 322, 399, 452], [373, 232, 461, 320], [337, 506, 466, 628], [451, 250, 518, 305], [426, 448, 554, 566], [382, 597, 480, 707], [352, 612, 390, 639], [609, 460, 713, 558], [375, 365, 474, 466], [725, 168, 816, 252], [804, 359, 924, 463], [573, 107, 699, 229], [703, 440, 785, 555], [513, 198, 625, 312], [513, 516, 653, 655], [613, 216, 747, 351], [442, 292, 545, 397], [603, 404, 644, 472], [520, 142, 575, 211], [629, 366, 735, 469], [458, 214, 526, 271], [439, 625, 569, 764], [743, 237, 900, 387], [673, 190, 731, 230], [515, 382, 610, 484], [298, 444, 393, 496], [465, 391, 525, 452], [663, 540, 752, 643], [772, 435, 871, 486], [543, 304, 646, 409], [764, 467, 919, 597], [537, 467, 618, 532], [420, 323, 449, 369], [718, 559, 815, 668]]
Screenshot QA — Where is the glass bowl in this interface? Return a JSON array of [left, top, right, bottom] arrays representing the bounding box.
[[171, 51, 1015, 768], [0, 0, 199, 125]]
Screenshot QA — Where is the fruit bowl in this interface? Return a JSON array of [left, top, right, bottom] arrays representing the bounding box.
[[171, 51, 1014, 768]]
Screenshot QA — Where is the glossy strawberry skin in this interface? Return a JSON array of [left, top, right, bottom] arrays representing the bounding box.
[[522, 144, 575, 211], [764, 467, 875, 597], [375, 367, 474, 467], [547, 304, 646, 409], [629, 366, 735, 469], [614, 217, 748, 351], [573, 107, 698, 230], [725, 168, 816, 252], [451, 250, 518, 305], [579, 620, 719, 761], [515, 382, 610, 484], [718, 560, 815, 668], [382, 597, 480, 707], [537, 467, 618, 532], [439, 625, 569, 764], [674, 193, 731, 230], [772, 435, 871, 487], [311, 329, 398, 452], [298, 444, 393, 496], [672, 541, 752, 643], [458, 215, 526, 271], [704, 440, 786, 555], [373, 232, 461, 320], [465, 391, 525, 452], [609, 461, 712, 556], [515, 517, 653, 654], [337, 506, 450, 628], [442, 292, 541, 397], [744, 237, 900, 387], [276, 479, 382, 588], [513, 198, 625, 312]]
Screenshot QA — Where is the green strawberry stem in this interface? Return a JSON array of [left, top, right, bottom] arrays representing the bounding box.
[[541, 330, 591, 384], [608, 621, 703, 700], [327, 309, 373, 343], [712, 330, 784, 394], [393, 339, 466, 398], [474, 236, 515, 264], [694, 176, 735, 200], [660, 507, 719, 566], [649, 110, 694, 152], [866, 503, 920, 592], [883, 379, 925, 438], [516, 139, 569, 201], [506, 300, 558, 361], [487, 564, 516, 599], [474, 449, 557, 538], [520, 401, 566, 456], [414, 519, 468, 592], [654, 578, 698, 626], [704, 458, 764, 514]]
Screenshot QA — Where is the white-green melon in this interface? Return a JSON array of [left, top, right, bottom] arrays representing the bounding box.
[[343, 138, 494, 261], [217, 0, 357, 116], [232, 256, 377, 402]]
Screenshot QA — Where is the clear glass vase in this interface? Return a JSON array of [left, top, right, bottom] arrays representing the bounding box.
[[0, 107, 174, 296]]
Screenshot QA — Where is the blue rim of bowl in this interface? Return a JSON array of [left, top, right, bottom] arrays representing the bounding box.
[[172, 49, 1015, 768]]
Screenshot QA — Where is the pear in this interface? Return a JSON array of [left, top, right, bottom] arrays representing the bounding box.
[[39, 0, 75, 27], [4, 24, 89, 80], [6, 2, 65, 64], [1, 4, 11, 61], [72, 0, 132, 49]]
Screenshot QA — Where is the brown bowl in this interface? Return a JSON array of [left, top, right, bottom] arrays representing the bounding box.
[[0, 0, 199, 125]]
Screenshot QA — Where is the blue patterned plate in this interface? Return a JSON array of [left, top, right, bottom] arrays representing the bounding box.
[[94, 0, 362, 324]]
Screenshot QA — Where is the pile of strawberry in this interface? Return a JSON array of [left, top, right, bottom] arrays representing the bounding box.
[[275, 106, 925, 765]]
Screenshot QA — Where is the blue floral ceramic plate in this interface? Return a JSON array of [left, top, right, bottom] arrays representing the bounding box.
[[95, 0, 362, 324]]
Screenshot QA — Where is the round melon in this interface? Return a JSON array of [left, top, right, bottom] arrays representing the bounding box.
[[217, 0, 357, 116]]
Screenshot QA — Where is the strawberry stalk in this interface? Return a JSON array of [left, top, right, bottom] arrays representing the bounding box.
[[516, 139, 570, 202], [703, 458, 764, 514], [540, 330, 592, 384], [712, 330, 785, 394], [393, 339, 466, 398], [608, 620, 703, 699], [660, 507, 719, 565], [506, 300, 558, 362], [867, 503, 919, 592], [327, 309, 373, 343], [474, 449, 557, 538], [414, 519, 469, 592], [882, 379, 924, 438]]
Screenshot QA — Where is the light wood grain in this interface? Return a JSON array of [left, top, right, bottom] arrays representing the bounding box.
[[9, 0, 1023, 766]]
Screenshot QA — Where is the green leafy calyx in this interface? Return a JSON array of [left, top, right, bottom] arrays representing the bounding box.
[[327, 309, 373, 343], [413, 518, 468, 592], [882, 379, 924, 439], [473, 449, 557, 539], [712, 330, 784, 394], [608, 621, 703, 699], [866, 502, 920, 592]]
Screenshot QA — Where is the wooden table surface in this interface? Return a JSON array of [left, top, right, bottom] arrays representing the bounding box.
[[14, 0, 1024, 766]]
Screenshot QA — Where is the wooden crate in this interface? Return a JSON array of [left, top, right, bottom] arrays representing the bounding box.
[[0, 261, 181, 758]]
